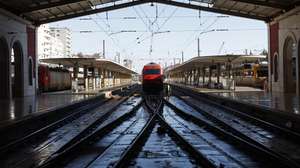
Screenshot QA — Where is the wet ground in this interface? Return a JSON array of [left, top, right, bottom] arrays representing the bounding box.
[[0, 84, 132, 125], [64, 107, 149, 168], [162, 103, 269, 168], [132, 124, 199, 168], [169, 96, 300, 165], [2, 86, 300, 168], [169, 82, 300, 114], [212, 91, 300, 114], [0, 97, 142, 168], [0, 94, 96, 124]]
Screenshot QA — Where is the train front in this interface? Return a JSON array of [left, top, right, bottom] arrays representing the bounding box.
[[142, 63, 163, 92]]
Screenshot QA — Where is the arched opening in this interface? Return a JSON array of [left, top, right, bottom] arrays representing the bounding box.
[[11, 42, 24, 97], [283, 37, 297, 93], [28, 57, 33, 86], [274, 53, 278, 82], [0, 37, 10, 99]]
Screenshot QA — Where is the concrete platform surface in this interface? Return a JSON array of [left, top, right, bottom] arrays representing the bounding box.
[[211, 91, 300, 115], [0, 84, 132, 125], [168, 82, 299, 115], [0, 94, 95, 125]]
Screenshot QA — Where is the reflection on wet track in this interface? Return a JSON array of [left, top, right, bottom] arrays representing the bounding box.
[[1, 90, 300, 168]]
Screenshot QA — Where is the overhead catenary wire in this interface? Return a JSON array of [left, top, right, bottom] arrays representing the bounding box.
[[137, 7, 179, 44], [72, 28, 266, 33], [132, 5, 168, 45], [182, 17, 220, 50], [89, 16, 130, 58]]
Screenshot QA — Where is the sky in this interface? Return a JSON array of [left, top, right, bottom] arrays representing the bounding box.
[[49, 3, 268, 72]]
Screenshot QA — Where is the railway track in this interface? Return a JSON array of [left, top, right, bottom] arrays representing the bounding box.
[[38, 95, 215, 168], [0, 92, 142, 168], [2, 88, 299, 168], [44, 94, 291, 167], [169, 86, 300, 168]]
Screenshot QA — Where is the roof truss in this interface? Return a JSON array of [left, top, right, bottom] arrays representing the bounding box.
[[1, 0, 299, 24]]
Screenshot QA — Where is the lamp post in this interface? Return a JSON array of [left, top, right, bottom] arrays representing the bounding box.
[[197, 29, 228, 57]]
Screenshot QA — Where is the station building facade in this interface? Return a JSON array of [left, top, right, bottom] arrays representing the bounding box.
[[0, 9, 37, 98], [269, 6, 300, 95]]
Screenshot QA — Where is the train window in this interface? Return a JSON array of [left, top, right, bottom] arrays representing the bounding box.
[[257, 69, 268, 77], [143, 69, 160, 75], [244, 64, 252, 69]]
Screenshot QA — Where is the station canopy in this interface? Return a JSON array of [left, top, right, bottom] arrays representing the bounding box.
[[164, 54, 267, 73], [40, 57, 137, 74], [1, 0, 299, 25]]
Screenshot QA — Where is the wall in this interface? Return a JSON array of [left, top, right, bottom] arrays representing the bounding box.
[[0, 9, 37, 97], [269, 7, 300, 94]]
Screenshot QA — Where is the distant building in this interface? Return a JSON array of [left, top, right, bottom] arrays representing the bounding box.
[[49, 36, 64, 58], [114, 52, 121, 64], [50, 27, 72, 58], [123, 59, 133, 69], [37, 24, 51, 59], [37, 24, 72, 59]]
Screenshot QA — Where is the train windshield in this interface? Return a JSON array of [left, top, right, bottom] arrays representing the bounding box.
[[143, 69, 160, 75], [257, 67, 268, 77]]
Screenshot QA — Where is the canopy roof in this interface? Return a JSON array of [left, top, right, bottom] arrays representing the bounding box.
[[1, 0, 299, 24], [165, 54, 267, 73], [40, 57, 137, 74]]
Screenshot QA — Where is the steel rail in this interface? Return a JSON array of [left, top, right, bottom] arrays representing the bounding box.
[[162, 104, 248, 167], [39, 98, 143, 168], [53, 97, 132, 154], [155, 111, 217, 168], [0, 97, 111, 156], [113, 97, 163, 167], [171, 85, 300, 140], [112, 103, 160, 168], [115, 98, 216, 168], [164, 98, 299, 168], [0, 85, 139, 155]]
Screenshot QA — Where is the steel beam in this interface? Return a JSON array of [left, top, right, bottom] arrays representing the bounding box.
[[36, 0, 150, 24], [36, 0, 271, 24], [152, 0, 269, 21], [0, 2, 22, 15], [229, 0, 288, 9], [20, 0, 86, 14]]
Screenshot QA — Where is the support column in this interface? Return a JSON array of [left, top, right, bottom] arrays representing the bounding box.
[[197, 68, 201, 86], [202, 67, 205, 86], [98, 68, 101, 89], [217, 63, 221, 84], [92, 67, 96, 90], [189, 70, 192, 85], [84, 65, 88, 91], [228, 64, 232, 79], [184, 71, 186, 84], [209, 66, 212, 88], [117, 72, 120, 85], [113, 71, 116, 87], [107, 70, 111, 87], [193, 69, 196, 86], [73, 65, 79, 92], [102, 69, 106, 88]]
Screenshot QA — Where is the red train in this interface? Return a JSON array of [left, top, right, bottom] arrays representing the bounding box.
[[142, 62, 163, 92], [38, 65, 72, 92]]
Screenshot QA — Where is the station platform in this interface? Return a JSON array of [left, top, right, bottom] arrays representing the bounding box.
[[0, 84, 132, 126], [211, 91, 299, 115], [168, 83, 300, 114]]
